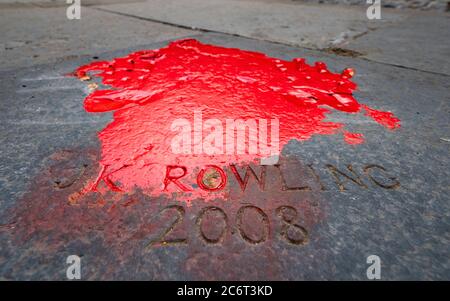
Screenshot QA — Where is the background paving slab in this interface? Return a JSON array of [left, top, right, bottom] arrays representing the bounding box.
[[343, 10, 450, 75], [0, 5, 196, 71], [93, 0, 449, 75], [3, 0, 447, 75], [295, 0, 448, 11], [0, 33, 448, 280], [94, 0, 403, 49]]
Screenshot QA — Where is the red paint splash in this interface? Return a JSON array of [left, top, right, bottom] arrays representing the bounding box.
[[75, 39, 400, 199], [362, 105, 401, 129], [343, 131, 365, 145]]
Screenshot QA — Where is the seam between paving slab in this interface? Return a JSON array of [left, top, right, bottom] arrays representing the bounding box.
[[92, 6, 450, 78]]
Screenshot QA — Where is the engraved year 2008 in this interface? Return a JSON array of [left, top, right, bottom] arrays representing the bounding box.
[[146, 204, 308, 248]]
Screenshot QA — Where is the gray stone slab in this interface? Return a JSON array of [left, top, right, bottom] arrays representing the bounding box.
[[93, 0, 449, 75], [95, 0, 403, 49], [293, 0, 448, 11], [0, 33, 449, 280], [344, 10, 450, 75], [0, 5, 196, 71]]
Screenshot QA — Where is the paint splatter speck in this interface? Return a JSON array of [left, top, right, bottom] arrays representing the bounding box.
[[343, 132, 365, 145]]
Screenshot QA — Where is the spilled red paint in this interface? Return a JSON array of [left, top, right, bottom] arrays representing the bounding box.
[[362, 105, 401, 129], [75, 39, 400, 199], [343, 132, 365, 145]]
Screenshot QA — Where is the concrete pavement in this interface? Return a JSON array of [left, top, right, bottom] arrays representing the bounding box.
[[1, 0, 449, 75]]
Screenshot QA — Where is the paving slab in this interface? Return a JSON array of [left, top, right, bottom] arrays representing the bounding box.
[[294, 0, 448, 11], [343, 10, 450, 75], [0, 5, 196, 71], [0, 33, 448, 280], [93, 0, 449, 75], [95, 0, 403, 49]]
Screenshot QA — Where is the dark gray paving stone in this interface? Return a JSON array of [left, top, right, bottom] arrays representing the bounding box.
[[0, 33, 448, 280]]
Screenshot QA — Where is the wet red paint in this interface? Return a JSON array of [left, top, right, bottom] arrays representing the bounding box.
[[362, 105, 401, 129], [75, 39, 400, 199], [343, 131, 365, 145]]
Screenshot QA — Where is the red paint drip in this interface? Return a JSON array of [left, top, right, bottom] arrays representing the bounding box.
[[75, 39, 400, 199], [343, 131, 365, 145], [362, 105, 401, 129]]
